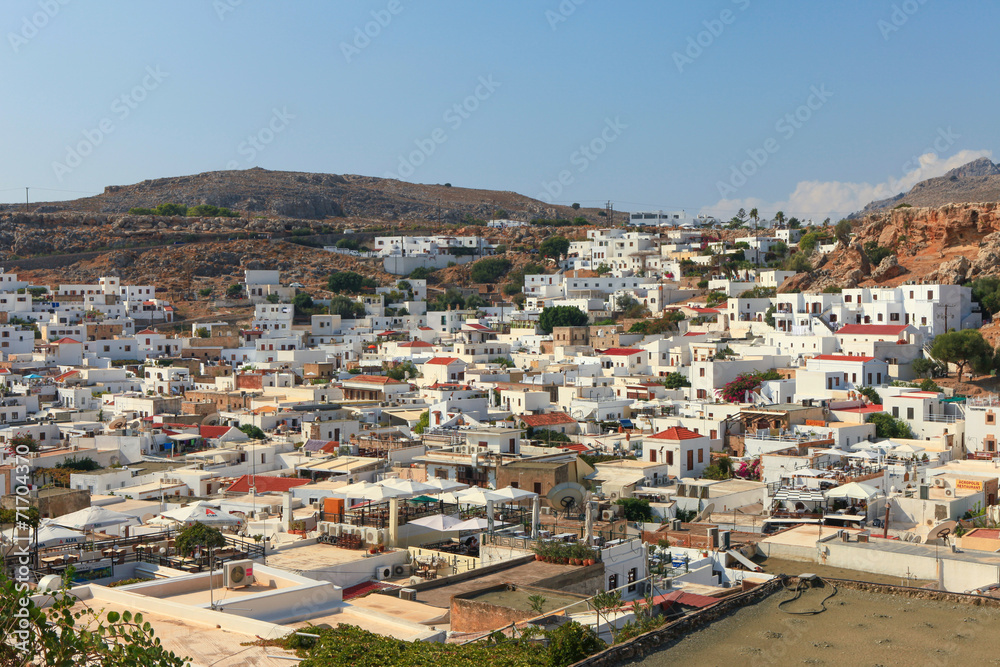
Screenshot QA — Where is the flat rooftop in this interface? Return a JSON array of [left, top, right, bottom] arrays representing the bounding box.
[[262, 542, 390, 573], [414, 560, 579, 609], [634, 585, 1000, 666]]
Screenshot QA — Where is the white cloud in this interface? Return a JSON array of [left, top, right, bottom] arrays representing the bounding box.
[[702, 148, 993, 222]]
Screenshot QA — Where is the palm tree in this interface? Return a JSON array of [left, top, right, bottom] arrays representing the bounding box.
[[749, 208, 759, 230], [774, 211, 786, 227]]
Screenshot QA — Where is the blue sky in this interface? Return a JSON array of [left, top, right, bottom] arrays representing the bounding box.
[[3, 1, 996, 221]]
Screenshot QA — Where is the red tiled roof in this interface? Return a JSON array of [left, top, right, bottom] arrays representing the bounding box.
[[649, 426, 703, 440], [52, 337, 81, 345], [558, 443, 593, 453], [812, 355, 876, 363], [463, 323, 492, 331], [398, 340, 433, 348], [424, 357, 463, 366], [427, 382, 473, 390], [137, 329, 157, 335], [835, 324, 907, 336], [53, 370, 79, 382], [418, 326, 433, 331], [836, 405, 885, 414], [683, 332, 706, 336], [601, 348, 643, 356], [345, 374, 405, 384], [520, 412, 576, 427], [199, 425, 234, 439], [688, 307, 720, 314], [225, 474, 310, 494]]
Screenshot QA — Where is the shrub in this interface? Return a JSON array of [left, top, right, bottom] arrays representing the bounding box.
[[470, 257, 512, 283], [867, 412, 914, 439], [327, 271, 376, 294], [615, 497, 653, 522], [538, 305, 588, 333]]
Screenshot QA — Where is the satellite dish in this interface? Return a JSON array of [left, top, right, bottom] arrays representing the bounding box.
[[202, 412, 221, 426], [108, 417, 128, 430], [927, 520, 957, 543], [546, 482, 587, 513], [694, 503, 716, 523]]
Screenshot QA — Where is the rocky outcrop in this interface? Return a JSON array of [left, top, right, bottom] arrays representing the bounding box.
[[853, 157, 1000, 217], [870, 254, 905, 282], [928, 255, 971, 285]]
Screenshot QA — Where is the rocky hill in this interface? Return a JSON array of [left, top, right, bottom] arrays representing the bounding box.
[[782, 202, 1000, 292], [2, 168, 593, 222], [853, 157, 1000, 217]]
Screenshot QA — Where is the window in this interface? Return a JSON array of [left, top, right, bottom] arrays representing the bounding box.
[[699, 367, 705, 377], [907, 407, 914, 420], [650, 450, 656, 462], [627, 567, 637, 592], [687, 449, 694, 471], [892, 406, 899, 418], [987, 412, 995, 425], [608, 573, 618, 590], [533, 482, 542, 495], [928, 290, 933, 299], [666, 451, 674, 465], [698, 449, 704, 463]]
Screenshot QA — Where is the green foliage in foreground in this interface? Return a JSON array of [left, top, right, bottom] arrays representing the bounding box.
[[0, 570, 188, 666]]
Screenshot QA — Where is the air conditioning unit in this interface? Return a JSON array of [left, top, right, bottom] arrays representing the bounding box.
[[399, 587, 417, 601], [393, 564, 407, 577], [374, 565, 392, 580], [944, 488, 953, 497], [223, 560, 254, 589], [933, 478, 946, 487], [601, 510, 615, 521]]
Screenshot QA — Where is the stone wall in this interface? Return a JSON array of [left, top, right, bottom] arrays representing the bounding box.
[[532, 562, 605, 597], [569, 577, 784, 667]]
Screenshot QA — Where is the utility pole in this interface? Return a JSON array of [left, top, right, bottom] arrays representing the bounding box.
[[24, 188, 29, 213]]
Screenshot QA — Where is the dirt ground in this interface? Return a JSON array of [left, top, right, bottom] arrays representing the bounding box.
[[631, 586, 1000, 667]]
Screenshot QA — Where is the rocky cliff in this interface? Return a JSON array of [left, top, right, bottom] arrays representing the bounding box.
[[782, 202, 1000, 292], [853, 157, 1000, 217]]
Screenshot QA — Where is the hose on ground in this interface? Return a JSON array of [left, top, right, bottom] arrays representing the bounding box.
[[777, 576, 837, 615]]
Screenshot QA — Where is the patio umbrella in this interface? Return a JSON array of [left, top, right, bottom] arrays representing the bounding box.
[[847, 450, 879, 461], [334, 481, 378, 497], [153, 502, 241, 527], [379, 478, 437, 496], [354, 485, 408, 501], [892, 443, 925, 455], [491, 487, 538, 503], [422, 478, 468, 493], [408, 495, 439, 504], [789, 468, 825, 477], [825, 481, 880, 501], [50, 506, 140, 532], [817, 447, 855, 457], [451, 517, 495, 532], [2, 524, 85, 548], [454, 488, 506, 506], [408, 514, 462, 531]]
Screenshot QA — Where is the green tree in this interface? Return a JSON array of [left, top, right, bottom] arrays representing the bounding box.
[[660, 372, 690, 389], [154, 203, 188, 216], [784, 252, 813, 273], [407, 266, 435, 280], [197, 287, 213, 298], [774, 210, 785, 226], [748, 207, 759, 228], [194, 327, 210, 338], [546, 621, 604, 666], [385, 361, 418, 381], [857, 386, 882, 404], [539, 236, 571, 260], [238, 424, 266, 440], [930, 329, 994, 380], [538, 305, 588, 333], [0, 570, 188, 666], [764, 305, 776, 328], [292, 292, 314, 315], [970, 277, 1000, 315], [834, 218, 852, 244], [414, 411, 430, 434], [175, 522, 227, 557], [470, 257, 512, 283], [614, 497, 653, 522], [327, 271, 376, 294], [912, 358, 937, 379], [225, 284, 243, 298], [868, 412, 914, 439], [529, 429, 571, 445], [329, 295, 365, 319], [265, 293, 280, 304]]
